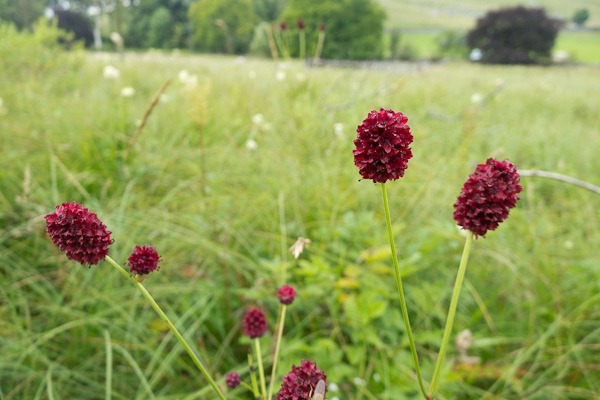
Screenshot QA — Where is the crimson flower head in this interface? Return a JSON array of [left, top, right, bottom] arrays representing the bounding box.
[[126, 245, 161, 275], [277, 285, 296, 305], [275, 360, 327, 400], [243, 307, 268, 338], [454, 158, 522, 237], [226, 371, 241, 388], [279, 21, 287, 31], [296, 19, 305, 30], [45, 202, 113, 265], [353, 108, 413, 183], [318, 23, 326, 32]]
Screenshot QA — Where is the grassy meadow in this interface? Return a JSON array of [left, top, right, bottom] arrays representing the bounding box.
[[378, 0, 600, 30], [1, 27, 600, 400]]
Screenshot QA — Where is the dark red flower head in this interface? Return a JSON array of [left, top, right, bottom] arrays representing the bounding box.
[[243, 307, 268, 338], [277, 285, 296, 305], [453, 158, 522, 237], [275, 360, 327, 400], [296, 19, 305, 30], [226, 371, 241, 388], [126, 245, 161, 275], [318, 23, 326, 32], [280, 21, 287, 31], [45, 202, 113, 265], [353, 108, 413, 183]]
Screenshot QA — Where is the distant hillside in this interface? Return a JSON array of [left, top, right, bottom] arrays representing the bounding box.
[[378, 0, 600, 30]]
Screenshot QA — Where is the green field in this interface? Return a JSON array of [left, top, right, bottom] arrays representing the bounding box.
[[388, 30, 600, 63], [1, 26, 600, 400], [380, 0, 600, 63], [379, 0, 600, 30]]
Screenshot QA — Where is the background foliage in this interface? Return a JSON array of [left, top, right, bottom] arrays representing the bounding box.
[[188, 0, 256, 54], [466, 7, 561, 65], [1, 22, 599, 399], [281, 0, 386, 60]]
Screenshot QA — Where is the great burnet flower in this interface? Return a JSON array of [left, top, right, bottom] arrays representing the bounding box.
[[296, 19, 305, 30], [45, 202, 113, 265], [243, 307, 268, 338], [275, 360, 327, 400], [126, 245, 161, 275], [353, 108, 413, 183], [453, 158, 522, 237], [226, 371, 241, 388], [277, 285, 296, 305]]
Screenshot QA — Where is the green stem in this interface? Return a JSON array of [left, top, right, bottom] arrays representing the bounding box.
[[254, 339, 268, 400], [248, 352, 260, 400], [267, 304, 287, 400], [381, 183, 427, 398], [427, 232, 473, 399], [313, 31, 325, 64], [299, 30, 306, 60], [104, 256, 226, 400]]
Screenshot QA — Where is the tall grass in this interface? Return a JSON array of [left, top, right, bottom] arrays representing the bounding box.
[[1, 30, 599, 399]]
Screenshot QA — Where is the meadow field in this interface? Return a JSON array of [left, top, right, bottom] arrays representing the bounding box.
[[1, 27, 600, 400]]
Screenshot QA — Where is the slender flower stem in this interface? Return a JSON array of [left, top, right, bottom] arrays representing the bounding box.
[[248, 352, 260, 399], [313, 31, 325, 64], [267, 304, 287, 400], [254, 338, 268, 400], [299, 30, 306, 60], [427, 232, 473, 399], [104, 256, 226, 400], [381, 183, 427, 398]]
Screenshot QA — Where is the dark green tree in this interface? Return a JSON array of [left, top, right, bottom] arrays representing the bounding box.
[[53, 8, 94, 47], [281, 0, 386, 60], [148, 7, 175, 48], [125, 0, 191, 48], [0, 0, 46, 30], [252, 0, 286, 22], [188, 0, 256, 54], [572, 9, 590, 27], [467, 7, 561, 64]]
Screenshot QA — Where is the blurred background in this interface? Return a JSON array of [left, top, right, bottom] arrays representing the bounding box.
[[1, 1, 599, 399]]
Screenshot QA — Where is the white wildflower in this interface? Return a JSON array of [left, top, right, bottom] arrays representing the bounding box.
[[333, 122, 344, 138], [353, 377, 366, 387], [245, 139, 258, 150], [275, 71, 286, 81], [178, 69, 198, 89], [373, 373, 381, 382], [120, 86, 135, 97], [103, 65, 120, 80], [252, 114, 265, 125], [564, 240, 574, 250], [328, 383, 339, 392], [178, 69, 190, 82], [471, 93, 482, 104]]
